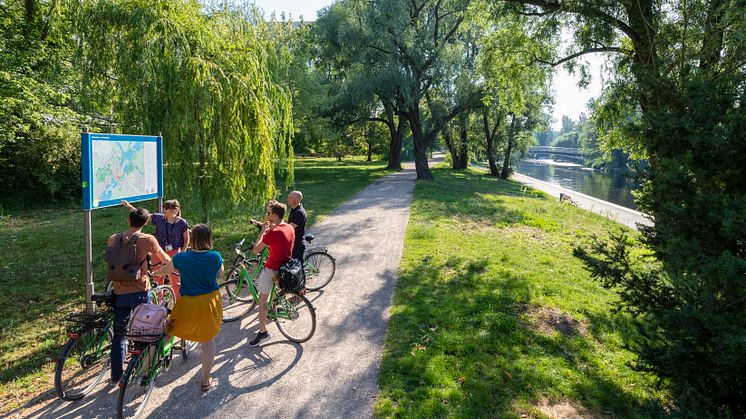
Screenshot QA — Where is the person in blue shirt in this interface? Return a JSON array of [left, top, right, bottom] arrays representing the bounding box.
[[156, 224, 223, 391]]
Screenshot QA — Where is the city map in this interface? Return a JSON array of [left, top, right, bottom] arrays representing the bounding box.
[[90, 139, 158, 208]]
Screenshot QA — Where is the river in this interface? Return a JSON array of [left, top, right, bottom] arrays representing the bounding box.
[[516, 156, 640, 210]]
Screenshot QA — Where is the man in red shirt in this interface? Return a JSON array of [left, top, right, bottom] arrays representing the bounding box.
[[249, 201, 295, 346]]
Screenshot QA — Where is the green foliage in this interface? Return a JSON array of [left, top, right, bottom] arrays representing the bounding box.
[[0, 0, 83, 206], [505, 0, 746, 414], [75, 0, 294, 222]]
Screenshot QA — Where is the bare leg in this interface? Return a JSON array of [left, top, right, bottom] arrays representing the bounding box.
[[200, 339, 215, 387], [257, 292, 269, 333]]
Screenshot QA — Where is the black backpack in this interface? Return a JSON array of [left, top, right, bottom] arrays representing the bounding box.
[[279, 259, 305, 292], [104, 232, 143, 282]]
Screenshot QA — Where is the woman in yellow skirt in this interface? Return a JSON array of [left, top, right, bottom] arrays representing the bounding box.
[[156, 224, 223, 391]]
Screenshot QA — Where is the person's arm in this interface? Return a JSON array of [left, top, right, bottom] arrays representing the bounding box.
[[152, 237, 171, 265], [155, 259, 175, 277], [252, 222, 271, 255], [121, 200, 136, 211], [216, 264, 225, 282], [121, 200, 152, 222], [181, 227, 190, 252]]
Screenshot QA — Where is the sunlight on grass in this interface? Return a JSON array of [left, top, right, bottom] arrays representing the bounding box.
[[375, 167, 666, 418]]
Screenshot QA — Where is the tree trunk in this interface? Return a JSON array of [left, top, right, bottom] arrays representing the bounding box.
[[482, 109, 500, 177], [500, 114, 516, 180], [194, 94, 209, 223], [443, 127, 457, 169], [386, 114, 405, 170], [366, 140, 373, 162], [408, 105, 434, 180], [455, 115, 468, 169]]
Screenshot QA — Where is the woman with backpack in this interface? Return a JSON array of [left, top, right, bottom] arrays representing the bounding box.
[[155, 223, 222, 391], [121, 199, 189, 298]]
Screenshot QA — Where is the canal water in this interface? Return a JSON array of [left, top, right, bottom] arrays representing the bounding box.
[[517, 156, 640, 210]]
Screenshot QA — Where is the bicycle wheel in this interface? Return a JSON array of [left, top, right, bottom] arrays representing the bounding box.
[[273, 290, 316, 343], [219, 278, 255, 322], [303, 251, 336, 291], [54, 326, 111, 400], [117, 346, 158, 419], [180, 339, 192, 363], [151, 285, 175, 311], [225, 263, 256, 303]]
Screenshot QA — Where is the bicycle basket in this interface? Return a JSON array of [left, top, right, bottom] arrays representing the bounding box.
[[64, 311, 109, 330]]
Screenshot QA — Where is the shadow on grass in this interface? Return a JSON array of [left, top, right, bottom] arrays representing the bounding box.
[[377, 257, 665, 418]]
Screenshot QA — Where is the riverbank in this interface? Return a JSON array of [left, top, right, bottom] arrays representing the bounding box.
[[376, 167, 666, 417], [474, 162, 652, 229]]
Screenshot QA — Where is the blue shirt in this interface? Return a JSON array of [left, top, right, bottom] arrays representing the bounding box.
[[172, 250, 223, 297]]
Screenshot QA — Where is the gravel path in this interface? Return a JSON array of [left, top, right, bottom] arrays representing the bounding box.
[[19, 167, 416, 419]]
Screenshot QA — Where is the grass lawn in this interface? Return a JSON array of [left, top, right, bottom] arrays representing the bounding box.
[[375, 167, 667, 418], [0, 157, 393, 414]]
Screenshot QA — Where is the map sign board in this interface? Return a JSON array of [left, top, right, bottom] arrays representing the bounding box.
[[81, 133, 163, 210]]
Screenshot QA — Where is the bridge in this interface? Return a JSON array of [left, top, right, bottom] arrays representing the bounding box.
[[528, 146, 585, 157]]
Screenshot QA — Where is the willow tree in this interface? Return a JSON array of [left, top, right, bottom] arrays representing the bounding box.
[[75, 0, 293, 222]]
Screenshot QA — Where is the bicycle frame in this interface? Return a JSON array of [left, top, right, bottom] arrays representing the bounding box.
[[68, 317, 113, 366], [128, 335, 176, 381], [228, 248, 299, 321]]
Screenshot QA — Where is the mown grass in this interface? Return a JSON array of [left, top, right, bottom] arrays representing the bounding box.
[[0, 157, 393, 414], [375, 167, 667, 418]]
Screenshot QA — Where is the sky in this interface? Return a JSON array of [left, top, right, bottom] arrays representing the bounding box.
[[251, 0, 607, 130]]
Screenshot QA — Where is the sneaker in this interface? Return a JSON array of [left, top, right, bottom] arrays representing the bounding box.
[[249, 331, 270, 346]]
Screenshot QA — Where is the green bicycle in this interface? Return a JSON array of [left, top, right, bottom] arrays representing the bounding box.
[[116, 326, 176, 418], [219, 240, 316, 342], [54, 256, 185, 401]]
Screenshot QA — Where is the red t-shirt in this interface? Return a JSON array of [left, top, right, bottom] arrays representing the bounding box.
[[262, 223, 295, 270]]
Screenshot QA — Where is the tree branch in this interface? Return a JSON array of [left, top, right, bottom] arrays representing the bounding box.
[[533, 46, 625, 67], [508, 0, 641, 46]]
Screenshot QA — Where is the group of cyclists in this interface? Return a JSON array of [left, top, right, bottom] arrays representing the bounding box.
[[113, 191, 308, 392]]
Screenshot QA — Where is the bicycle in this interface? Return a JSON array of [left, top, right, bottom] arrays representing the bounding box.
[[54, 287, 115, 401], [224, 223, 335, 296], [116, 254, 188, 418], [116, 320, 177, 418], [219, 236, 316, 342], [300, 233, 336, 291], [54, 256, 186, 402]]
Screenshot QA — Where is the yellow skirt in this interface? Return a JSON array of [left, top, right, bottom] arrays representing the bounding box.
[[165, 290, 222, 343]]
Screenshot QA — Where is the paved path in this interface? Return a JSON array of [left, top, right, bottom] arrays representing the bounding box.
[[473, 162, 653, 229], [18, 168, 417, 418]]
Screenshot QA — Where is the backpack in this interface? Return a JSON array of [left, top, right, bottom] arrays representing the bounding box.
[[279, 259, 305, 292], [105, 233, 142, 282], [127, 303, 168, 342]]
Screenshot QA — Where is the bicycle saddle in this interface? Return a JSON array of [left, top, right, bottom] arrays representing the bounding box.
[[304, 233, 314, 243], [92, 291, 114, 305]]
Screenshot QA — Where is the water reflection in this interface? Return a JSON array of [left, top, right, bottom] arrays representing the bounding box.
[[517, 156, 640, 209]]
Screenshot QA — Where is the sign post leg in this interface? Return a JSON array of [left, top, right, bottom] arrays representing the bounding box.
[[158, 198, 163, 213], [84, 210, 95, 315]]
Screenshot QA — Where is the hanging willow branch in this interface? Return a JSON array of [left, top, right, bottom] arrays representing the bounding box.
[[74, 0, 294, 222]]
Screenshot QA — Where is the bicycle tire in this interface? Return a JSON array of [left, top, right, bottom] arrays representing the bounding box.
[[303, 251, 336, 291], [179, 339, 189, 362], [151, 285, 175, 311], [225, 263, 256, 303], [219, 279, 256, 322], [117, 346, 158, 419], [54, 326, 111, 400], [273, 290, 316, 343]]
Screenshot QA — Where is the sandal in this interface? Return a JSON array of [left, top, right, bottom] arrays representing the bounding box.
[[201, 379, 214, 392]]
